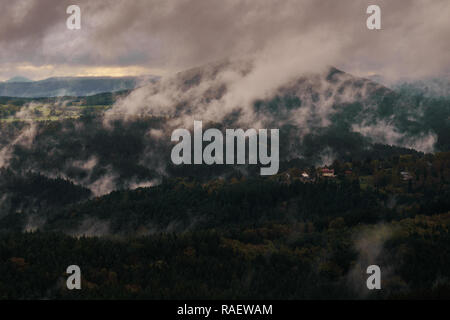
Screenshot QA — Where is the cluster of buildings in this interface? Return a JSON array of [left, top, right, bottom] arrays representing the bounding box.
[[278, 165, 414, 187], [280, 167, 356, 184], [321, 168, 335, 178], [400, 171, 413, 181]]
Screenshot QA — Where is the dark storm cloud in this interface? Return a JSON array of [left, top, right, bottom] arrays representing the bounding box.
[[0, 0, 449, 80], [0, 0, 66, 43]]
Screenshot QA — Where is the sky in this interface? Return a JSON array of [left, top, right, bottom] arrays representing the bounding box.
[[0, 0, 449, 82]]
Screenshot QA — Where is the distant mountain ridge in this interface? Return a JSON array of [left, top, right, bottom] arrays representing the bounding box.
[[5, 76, 32, 83], [0, 75, 160, 98]]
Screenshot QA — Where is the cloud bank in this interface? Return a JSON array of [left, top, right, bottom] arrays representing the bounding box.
[[0, 0, 449, 81]]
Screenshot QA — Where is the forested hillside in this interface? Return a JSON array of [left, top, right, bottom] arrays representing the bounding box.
[[1, 65, 450, 299], [1, 152, 450, 299]]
